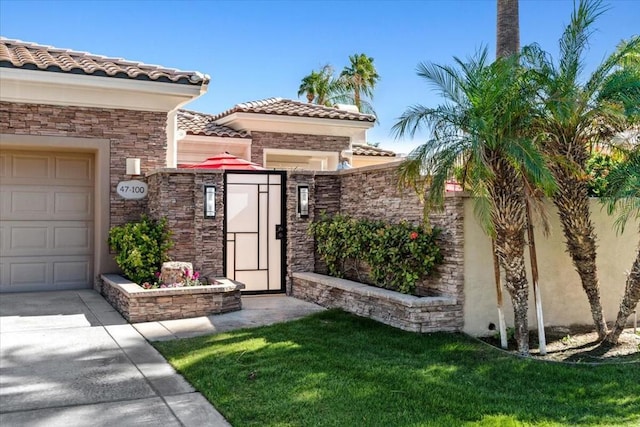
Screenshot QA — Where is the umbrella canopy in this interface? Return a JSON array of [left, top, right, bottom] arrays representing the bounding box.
[[183, 153, 265, 170]]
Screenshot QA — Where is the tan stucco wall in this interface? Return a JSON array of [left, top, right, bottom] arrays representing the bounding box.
[[351, 155, 398, 168], [463, 197, 638, 336]]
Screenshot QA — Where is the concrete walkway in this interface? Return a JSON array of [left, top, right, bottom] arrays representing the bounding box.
[[133, 294, 325, 341], [0, 290, 324, 426]]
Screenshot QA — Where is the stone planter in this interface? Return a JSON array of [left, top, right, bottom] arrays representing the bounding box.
[[99, 274, 244, 323], [292, 272, 463, 333]]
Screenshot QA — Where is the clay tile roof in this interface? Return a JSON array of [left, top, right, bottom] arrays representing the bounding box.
[[352, 143, 396, 157], [0, 37, 209, 86], [177, 110, 249, 138], [212, 97, 376, 122]]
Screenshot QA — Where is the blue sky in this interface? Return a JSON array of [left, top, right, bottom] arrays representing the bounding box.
[[1, 0, 638, 154]]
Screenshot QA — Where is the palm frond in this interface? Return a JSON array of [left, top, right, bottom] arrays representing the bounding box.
[[602, 150, 640, 233], [559, 0, 607, 87]]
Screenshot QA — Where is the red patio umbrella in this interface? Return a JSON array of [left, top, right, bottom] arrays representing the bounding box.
[[182, 153, 265, 170]]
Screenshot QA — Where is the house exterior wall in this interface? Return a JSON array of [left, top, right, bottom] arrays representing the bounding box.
[[285, 171, 316, 293], [317, 164, 466, 302], [146, 170, 225, 278], [1, 101, 168, 284], [250, 131, 350, 167], [0, 102, 167, 226], [351, 155, 399, 168], [463, 197, 639, 336]]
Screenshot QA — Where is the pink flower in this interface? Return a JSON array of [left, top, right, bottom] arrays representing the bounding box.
[[409, 231, 419, 240], [155, 271, 161, 278], [193, 271, 200, 279]]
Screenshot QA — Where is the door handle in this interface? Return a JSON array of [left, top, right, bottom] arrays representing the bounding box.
[[275, 224, 284, 240]]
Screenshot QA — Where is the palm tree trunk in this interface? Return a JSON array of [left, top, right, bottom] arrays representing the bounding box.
[[492, 239, 509, 349], [605, 237, 640, 344], [490, 156, 530, 355], [496, 0, 520, 57], [552, 167, 608, 339], [525, 199, 546, 355]]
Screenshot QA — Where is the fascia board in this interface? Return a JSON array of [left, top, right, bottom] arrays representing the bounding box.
[[0, 67, 207, 112], [215, 112, 374, 136]]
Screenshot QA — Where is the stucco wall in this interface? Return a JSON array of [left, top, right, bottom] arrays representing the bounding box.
[[463, 197, 639, 336]]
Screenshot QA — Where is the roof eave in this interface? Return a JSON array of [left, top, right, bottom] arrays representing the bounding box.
[[0, 67, 208, 112], [216, 111, 375, 137]]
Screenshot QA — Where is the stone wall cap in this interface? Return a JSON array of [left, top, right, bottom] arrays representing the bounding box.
[[146, 168, 225, 177], [292, 272, 457, 307], [101, 274, 245, 297]]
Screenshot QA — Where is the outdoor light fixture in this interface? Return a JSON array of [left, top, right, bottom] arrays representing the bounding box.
[[126, 158, 141, 175], [297, 184, 309, 218], [204, 185, 216, 218]]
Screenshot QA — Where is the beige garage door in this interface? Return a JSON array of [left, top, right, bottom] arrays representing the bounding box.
[[0, 150, 94, 292]]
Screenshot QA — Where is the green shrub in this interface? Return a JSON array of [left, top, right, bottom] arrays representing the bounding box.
[[586, 152, 622, 197], [108, 215, 173, 284], [309, 214, 443, 294]]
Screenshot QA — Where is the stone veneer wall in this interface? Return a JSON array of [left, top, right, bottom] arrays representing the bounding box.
[[250, 131, 350, 166], [146, 170, 225, 277], [312, 174, 341, 275], [312, 164, 465, 300], [0, 102, 168, 226], [292, 272, 461, 333], [285, 171, 316, 293], [100, 274, 242, 323]]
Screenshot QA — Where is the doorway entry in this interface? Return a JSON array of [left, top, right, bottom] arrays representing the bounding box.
[[224, 171, 286, 293]]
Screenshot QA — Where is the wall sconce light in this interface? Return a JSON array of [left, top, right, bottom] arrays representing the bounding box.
[[297, 184, 309, 218], [126, 158, 141, 175], [204, 185, 216, 218]]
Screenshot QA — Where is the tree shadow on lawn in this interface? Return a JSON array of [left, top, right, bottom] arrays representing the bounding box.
[[155, 310, 640, 427]]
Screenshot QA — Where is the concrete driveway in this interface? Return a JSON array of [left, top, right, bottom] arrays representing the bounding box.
[[0, 290, 230, 427]]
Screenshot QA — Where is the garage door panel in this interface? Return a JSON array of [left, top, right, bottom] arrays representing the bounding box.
[[54, 225, 91, 250], [0, 150, 94, 292], [55, 157, 92, 181], [6, 190, 50, 217], [54, 191, 92, 216], [1, 187, 92, 221], [3, 221, 93, 256], [0, 152, 7, 178], [6, 261, 48, 286], [0, 256, 91, 290], [12, 154, 50, 180], [10, 226, 49, 250], [53, 260, 91, 285]]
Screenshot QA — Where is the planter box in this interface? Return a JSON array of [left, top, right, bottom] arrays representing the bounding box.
[[100, 274, 244, 323], [292, 272, 463, 333]]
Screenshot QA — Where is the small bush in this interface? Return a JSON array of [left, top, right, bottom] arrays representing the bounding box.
[[309, 214, 443, 294], [108, 215, 173, 284], [586, 152, 622, 197]]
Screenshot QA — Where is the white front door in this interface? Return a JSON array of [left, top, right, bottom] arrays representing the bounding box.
[[0, 150, 94, 292], [225, 172, 285, 292]]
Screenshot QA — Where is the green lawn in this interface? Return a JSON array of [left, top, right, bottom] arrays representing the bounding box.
[[154, 310, 640, 427]]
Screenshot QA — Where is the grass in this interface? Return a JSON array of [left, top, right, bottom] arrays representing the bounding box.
[[154, 310, 640, 426]]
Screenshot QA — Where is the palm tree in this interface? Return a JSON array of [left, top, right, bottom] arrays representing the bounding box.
[[602, 148, 640, 344], [340, 53, 380, 113], [496, 0, 519, 57], [393, 49, 554, 355], [522, 0, 640, 339], [297, 65, 337, 106]]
